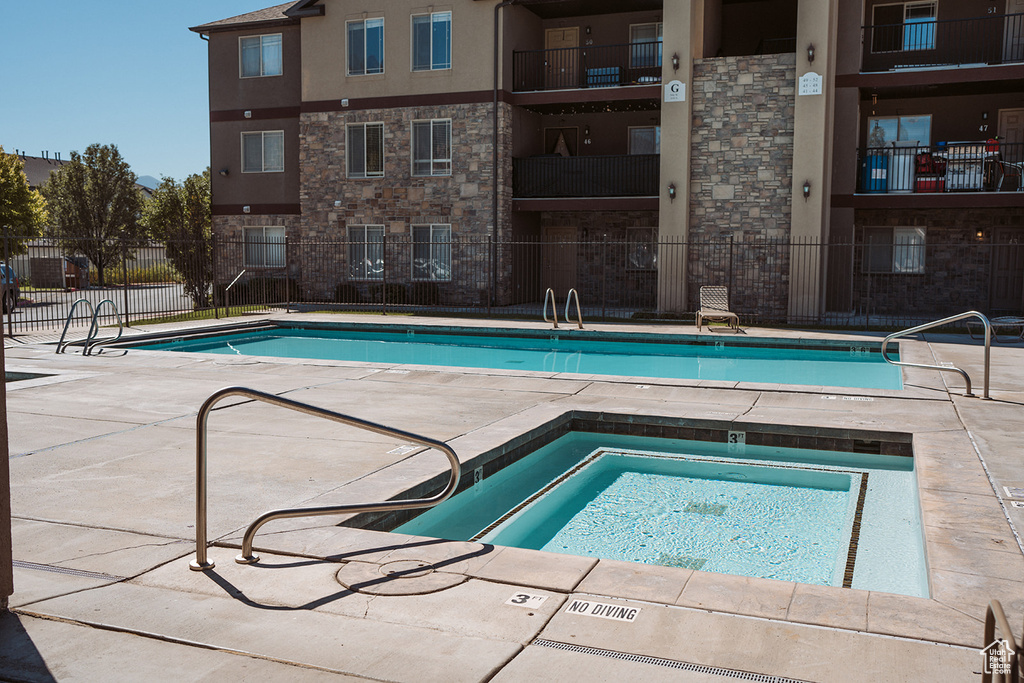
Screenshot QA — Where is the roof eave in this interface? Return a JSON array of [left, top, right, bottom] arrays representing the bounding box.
[[283, 0, 324, 18], [189, 17, 299, 34]]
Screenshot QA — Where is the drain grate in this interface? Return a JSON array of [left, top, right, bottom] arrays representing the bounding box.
[[684, 502, 728, 516], [13, 560, 126, 582], [533, 640, 812, 683], [655, 553, 707, 570]]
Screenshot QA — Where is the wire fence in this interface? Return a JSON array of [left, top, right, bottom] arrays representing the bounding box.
[[4, 233, 1021, 335]]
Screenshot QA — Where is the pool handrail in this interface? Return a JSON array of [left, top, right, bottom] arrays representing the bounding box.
[[543, 288, 559, 329], [880, 310, 991, 399], [83, 299, 124, 355], [190, 386, 462, 571], [565, 289, 584, 329], [56, 298, 95, 353], [982, 600, 1020, 683]]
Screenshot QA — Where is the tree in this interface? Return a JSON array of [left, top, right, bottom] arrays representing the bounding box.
[[142, 170, 213, 309], [42, 143, 145, 287], [0, 146, 48, 254]]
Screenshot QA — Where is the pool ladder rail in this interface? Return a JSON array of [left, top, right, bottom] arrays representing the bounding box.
[[190, 386, 461, 571], [983, 600, 1021, 682], [55, 298, 124, 355], [543, 288, 584, 330], [881, 310, 991, 399]]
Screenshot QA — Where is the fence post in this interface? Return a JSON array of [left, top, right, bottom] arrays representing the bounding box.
[[285, 235, 291, 314], [601, 234, 607, 320], [487, 235, 493, 316], [4, 230, 11, 338], [121, 241, 131, 327], [211, 235, 219, 319], [382, 232, 388, 316]]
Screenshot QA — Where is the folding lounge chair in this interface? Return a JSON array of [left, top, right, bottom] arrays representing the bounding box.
[[697, 286, 739, 331]]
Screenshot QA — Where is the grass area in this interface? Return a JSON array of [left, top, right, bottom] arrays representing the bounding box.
[[131, 306, 274, 326]]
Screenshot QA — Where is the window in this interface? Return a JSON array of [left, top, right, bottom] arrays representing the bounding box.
[[348, 18, 384, 75], [347, 123, 384, 178], [240, 34, 283, 77], [629, 126, 660, 155], [241, 131, 284, 173], [412, 11, 451, 71], [244, 227, 286, 268], [866, 115, 931, 148], [627, 228, 657, 270], [864, 227, 925, 274], [412, 119, 452, 176], [412, 224, 451, 281], [871, 2, 937, 53], [630, 22, 663, 68], [348, 225, 384, 280]]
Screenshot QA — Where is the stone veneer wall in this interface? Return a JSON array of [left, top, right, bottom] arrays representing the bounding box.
[[295, 102, 513, 305], [688, 53, 796, 318], [852, 208, 1024, 317], [212, 213, 302, 286]]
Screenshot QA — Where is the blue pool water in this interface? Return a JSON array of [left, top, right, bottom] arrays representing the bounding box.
[[140, 326, 902, 389], [397, 432, 928, 597]]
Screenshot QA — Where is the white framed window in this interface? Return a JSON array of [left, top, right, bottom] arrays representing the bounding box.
[[866, 115, 931, 148], [348, 225, 385, 280], [863, 227, 925, 274], [412, 119, 452, 176], [629, 22, 663, 68], [871, 2, 937, 53], [628, 126, 660, 155], [412, 11, 451, 71], [347, 123, 384, 178], [348, 18, 384, 75], [240, 34, 283, 77], [244, 226, 286, 268], [241, 131, 284, 173], [412, 224, 451, 281], [627, 228, 657, 271]]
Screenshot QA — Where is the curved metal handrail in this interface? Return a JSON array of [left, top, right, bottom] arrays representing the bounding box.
[[881, 311, 991, 399], [84, 299, 124, 355], [190, 386, 462, 571], [564, 288, 584, 330], [55, 298, 95, 353], [542, 287, 559, 329], [983, 600, 1020, 683]]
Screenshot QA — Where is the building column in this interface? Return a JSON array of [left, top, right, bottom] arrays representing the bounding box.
[[788, 0, 838, 321], [657, 0, 700, 313]]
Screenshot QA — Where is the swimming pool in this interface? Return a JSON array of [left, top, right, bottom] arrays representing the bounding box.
[[138, 324, 902, 390], [396, 432, 928, 597]]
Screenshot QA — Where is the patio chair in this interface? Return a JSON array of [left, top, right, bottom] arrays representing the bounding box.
[[998, 160, 1023, 192], [697, 286, 739, 331]]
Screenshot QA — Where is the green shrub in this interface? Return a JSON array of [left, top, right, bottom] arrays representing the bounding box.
[[409, 282, 440, 305], [368, 283, 407, 305], [334, 283, 363, 304]]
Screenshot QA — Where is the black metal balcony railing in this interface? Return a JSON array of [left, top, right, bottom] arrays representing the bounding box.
[[862, 13, 1024, 71], [513, 41, 662, 93], [856, 141, 1023, 194], [513, 154, 659, 198]]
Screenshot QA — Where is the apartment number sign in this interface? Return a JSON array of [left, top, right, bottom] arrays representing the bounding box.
[[798, 72, 823, 96], [665, 80, 686, 103]]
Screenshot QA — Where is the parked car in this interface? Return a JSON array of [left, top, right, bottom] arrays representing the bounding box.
[[1, 263, 20, 313]]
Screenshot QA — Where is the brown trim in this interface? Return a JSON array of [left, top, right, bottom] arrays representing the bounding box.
[[513, 197, 659, 212], [512, 85, 661, 108], [303, 90, 510, 113], [831, 193, 1024, 209], [837, 64, 1024, 89], [189, 18, 298, 34], [213, 204, 301, 216], [212, 107, 301, 123]]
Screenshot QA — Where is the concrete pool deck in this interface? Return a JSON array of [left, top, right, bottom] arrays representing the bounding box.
[[2, 313, 1023, 681]]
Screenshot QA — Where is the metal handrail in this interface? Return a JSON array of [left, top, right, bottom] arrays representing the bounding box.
[[881, 310, 991, 399], [84, 299, 124, 355], [565, 288, 584, 329], [543, 288, 559, 329], [190, 386, 461, 571], [983, 600, 1020, 683], [55, 298, 95, 353]]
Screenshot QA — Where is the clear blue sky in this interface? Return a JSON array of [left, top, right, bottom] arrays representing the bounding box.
[[1, 1, 275, 184]]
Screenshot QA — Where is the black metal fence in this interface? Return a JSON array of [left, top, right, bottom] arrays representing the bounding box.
[[4, 234, 1022, 335], [862, 12, 1024, 71], [513, 155, 659, 198], [856, 141, 1023, 194], [513, 41, 662, 92]]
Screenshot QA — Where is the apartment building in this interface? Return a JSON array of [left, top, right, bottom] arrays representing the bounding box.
[[191, 0, 1024, 321]]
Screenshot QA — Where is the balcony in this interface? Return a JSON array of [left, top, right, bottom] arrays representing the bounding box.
[[856, 141, 1023, 194], [862, 13, 1023, 72], [513, 154, 659, 198], [513, 41, 662, 93]]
